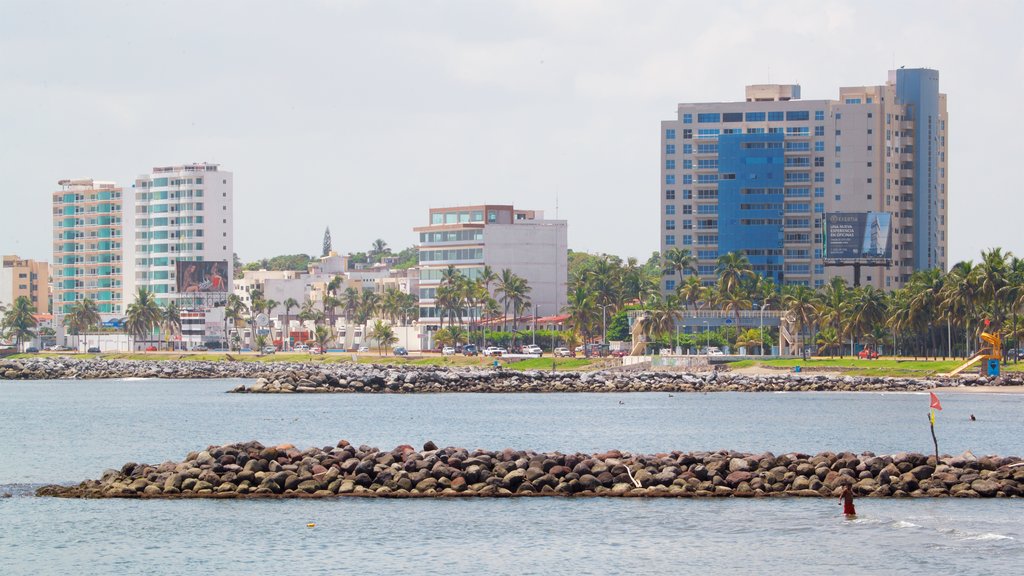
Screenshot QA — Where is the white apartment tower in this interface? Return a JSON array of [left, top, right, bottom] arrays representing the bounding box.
[[124, 163, 234, 307]]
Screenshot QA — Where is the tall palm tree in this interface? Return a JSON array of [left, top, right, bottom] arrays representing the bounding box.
[[125, 288, 162, 347], [65, 298, 101, 336], [3, 296, 37, 351], [815, 276, 851, 356], [782, 285, 817, 354], [163, 301, 181, 350], [563, 285, 599, 345], [676, 276, 704, 312], [848, 285, 887, 352], [718, 288, 753, 328], [370, 320, 397, 356], [907, 268, 946, 359], [495, 268, 518, 333], [716, 251, 756, 295], [663, 248, 698, 287], [282, 297, 299, 351]]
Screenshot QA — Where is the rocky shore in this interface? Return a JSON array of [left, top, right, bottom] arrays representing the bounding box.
[[37, 441, 1024, 499], [1, 357, 1017, 393]]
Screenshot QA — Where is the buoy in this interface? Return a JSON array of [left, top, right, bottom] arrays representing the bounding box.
[[306, 523, 316, 528]]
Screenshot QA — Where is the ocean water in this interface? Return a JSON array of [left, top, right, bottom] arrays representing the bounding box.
[[1, 379, 1022, 575]]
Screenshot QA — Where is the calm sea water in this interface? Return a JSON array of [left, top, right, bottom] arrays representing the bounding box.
[[1, 379, 1022, 575]]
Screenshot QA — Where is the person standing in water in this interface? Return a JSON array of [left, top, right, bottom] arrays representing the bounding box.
[[839, 484, 856, 516]]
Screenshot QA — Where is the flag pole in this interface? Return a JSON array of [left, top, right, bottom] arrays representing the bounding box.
[[929, 410, 939, 465]]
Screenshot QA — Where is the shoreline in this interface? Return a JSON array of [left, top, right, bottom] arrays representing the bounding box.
[[37, 441, 1024, 500], [3, 357, 1021, 394]]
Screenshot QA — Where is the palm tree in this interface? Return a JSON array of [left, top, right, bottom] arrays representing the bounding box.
[[282, 297, 299, 351], [370, 320, 397, 355], [357, 290, 380, 344], [65, 298, 101, 338], [815, 276, 851, 357], [224, 298, 246, 351], [563, 285, 599, 345], [163, 301, 181, 350], [124, 288, 162, 347], [633, 295, 680, 347], [847, 285, 887, 352], [716, 251, 756, 295], [815, 327, 840, 358], [907, 268, 945, 359], [495, 268, 518, 333], [782, 285, 817, 354], [663, 248, 698, 287], [677, 276, 704, 312], [2, 296, 37, 352], [340, 287, 360, 322], [370, 239, 390, 261], [718, 288, 753, 328], [313, 325, 331, 355]]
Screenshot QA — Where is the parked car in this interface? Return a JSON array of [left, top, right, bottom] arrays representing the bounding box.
[[309, 346, 321, 354], [610, 350, 627, 357], [554, 347, 573, 358], [462, 344, 478, 356], [262, 345, 276, 355], [25, 346, 39, 353], [858, 348, 879, 359], [522, 344, 543, 355], [49, 344, 72, 352], [293, 343, 309, 352], [193, 345, 208, 352], [87, 347, 101, 353], [393, 346, 408, 356], [442, 346, 456, 356], [357, 345, 369, 353], [145, 345, 158, 352], [483, 346, 506, 357], [705, 347, 724, 356]]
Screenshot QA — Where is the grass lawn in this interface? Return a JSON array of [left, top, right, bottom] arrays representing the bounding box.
[[727, 357, 1024, 377]]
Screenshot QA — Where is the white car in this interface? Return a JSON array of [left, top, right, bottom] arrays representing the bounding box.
[[483, 347, 506, 357], [441, 346, 456, 356], [294, 344, 309, 352], [706, 347, 724, 356], [522, 345, 543, 355], [554, 347, 573, 358], [357, 345, 369, 352]]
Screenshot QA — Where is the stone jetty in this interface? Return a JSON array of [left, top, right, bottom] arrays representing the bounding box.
[[0, 357, 1016, 393], [37, 441, 1024, 499]]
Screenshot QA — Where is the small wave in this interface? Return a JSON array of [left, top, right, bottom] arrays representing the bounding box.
[[961, 532, 1014, 541], [893, 520, 921, 529], [123, 377, 152, 381]]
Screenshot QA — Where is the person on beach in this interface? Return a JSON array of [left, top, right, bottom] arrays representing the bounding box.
[[839, 484, 856, 516]]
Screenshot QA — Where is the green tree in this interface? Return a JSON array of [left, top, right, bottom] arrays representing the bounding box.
[[3, 296, 37, 351], [124, 288, 163, 346], [662, 248, 698, 288], [370, 320, 397, 355], [64, 298, 101, 336]]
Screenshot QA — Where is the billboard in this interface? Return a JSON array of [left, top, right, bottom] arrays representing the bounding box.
[[176, 260, 229, 293], [823, 212, 892, 260]]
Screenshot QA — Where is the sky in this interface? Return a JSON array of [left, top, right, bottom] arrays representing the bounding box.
[[1, 0, 1021, 266]]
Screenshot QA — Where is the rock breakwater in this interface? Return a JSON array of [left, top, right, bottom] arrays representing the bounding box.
[[37, 441, 1024, 499], [0, 357, 1015, 393]]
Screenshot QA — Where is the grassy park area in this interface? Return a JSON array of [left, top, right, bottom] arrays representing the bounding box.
[[727, 357, 1024, 377]]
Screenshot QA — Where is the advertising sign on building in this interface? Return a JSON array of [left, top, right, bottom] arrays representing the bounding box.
[[823, 212, 892, 261], [175, 260, 229, 293]]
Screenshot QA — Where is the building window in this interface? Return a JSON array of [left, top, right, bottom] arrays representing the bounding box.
[[745, 111, 765, 122], [666, 175, 676, 184], [666, 129, 676, 140], [682, 235, 692, 245], [814, 203, 824, 213], [682, 189, 692, 200], [666, 160, 676, 170], [666, 279, 676, 290], [768, 111, 783, 121], [665, 205, 676, 215], [697, 113, 721, 123], [815, 141, 824, 152], [666, 235, 676, 246], [665, 189, 676, 200], [666, 144, 676, 154], [682, 144, 692, 154], [813, 157, 824, 167], [786, 111, 809, 121], [814, 110, 825, 121], [682, 114, 692, 124], [665, 220, 675, 230], [682, 129, 692, 139], [814, 126, 825, 136]]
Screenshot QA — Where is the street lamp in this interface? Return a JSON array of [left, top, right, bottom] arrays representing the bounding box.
[[702, 320, 709, 354], [533, 304, 538, 346], [759, 303, 769, 356], [601, 304, 610, 345]]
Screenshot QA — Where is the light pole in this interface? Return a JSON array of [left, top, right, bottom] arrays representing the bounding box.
[[759, 303, 769, 356], [702, 320, 709, 354], [533, 305, 538, 346], [601, 304, 610, 345]]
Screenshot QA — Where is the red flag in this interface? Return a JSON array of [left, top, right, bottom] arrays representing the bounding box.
[[930, 392, 943, 411]]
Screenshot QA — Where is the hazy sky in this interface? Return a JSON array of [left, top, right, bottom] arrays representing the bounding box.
[[2, 0, 1021, 266]]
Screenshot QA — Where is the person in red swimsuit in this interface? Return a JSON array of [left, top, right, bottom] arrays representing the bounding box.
[[839, 484, 856, 516]]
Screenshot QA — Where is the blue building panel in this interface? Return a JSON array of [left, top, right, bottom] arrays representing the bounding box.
[[717, 133, 785, 282], [895, 68, 941, 270]]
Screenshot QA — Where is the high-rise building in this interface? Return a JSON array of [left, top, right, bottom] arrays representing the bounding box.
[[415, 205, 567, 343], [1, 255, 50, 312], [51, 179, 124, 317], [660, 68, 947, 291], [124, 163, 234, 307]]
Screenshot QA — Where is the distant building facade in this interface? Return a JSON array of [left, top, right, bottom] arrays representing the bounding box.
[[124, 163, 234, 307], [414, 205, 568, 336], [660, 68, 947, 291], [1, 255, 50, 312], [51, 179, 124, 317]]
